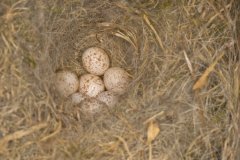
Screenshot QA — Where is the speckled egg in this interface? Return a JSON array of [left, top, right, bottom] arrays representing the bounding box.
[[82, 47, 110, 76], [80, 98, 104, 115], [96, 91, 119, 107], [71, 92, 86, 105], [79, 74, 105, 97], [55, 71, 79, 97], [104, 67, 131, 94]]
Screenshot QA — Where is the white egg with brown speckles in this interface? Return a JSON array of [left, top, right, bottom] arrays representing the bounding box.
[[55, 71, 79, 97], [71, 92, 85, 105], [104, 67, 131, 94], [82, 47, 110, 76], [96, 91, 119, 107], [80, 98, 104, 115], [79, 74, 105, 97]]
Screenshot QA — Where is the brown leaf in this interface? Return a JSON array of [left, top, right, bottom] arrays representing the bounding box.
[[193, 52, 225, 90], [192, 64, 215, 90], [147, 121, 160, 144]]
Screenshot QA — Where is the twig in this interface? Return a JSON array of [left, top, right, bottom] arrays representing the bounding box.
[[143, 111, 164, 125], [143, 14, 165, 51], [40, 122, 61, 142], [114, 135, 133, 160], [0, 122, 48, 153], [149, 143, 152, 160]]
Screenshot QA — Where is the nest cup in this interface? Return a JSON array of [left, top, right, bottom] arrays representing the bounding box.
[[49, 1, 151, 122]]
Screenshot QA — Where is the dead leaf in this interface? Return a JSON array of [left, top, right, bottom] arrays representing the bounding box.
[[193, 52, 225, 90], [192, 63, 215, 90], [147, 121, 160, 144]]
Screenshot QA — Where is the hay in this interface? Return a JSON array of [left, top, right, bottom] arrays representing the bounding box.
[[0, 0, 239, 159]]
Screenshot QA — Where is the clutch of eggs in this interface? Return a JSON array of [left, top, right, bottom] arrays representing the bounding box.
[[55, 47, 131, 115]]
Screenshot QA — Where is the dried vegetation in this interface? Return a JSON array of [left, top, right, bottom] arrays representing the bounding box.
[[0, 0, 239, 159]]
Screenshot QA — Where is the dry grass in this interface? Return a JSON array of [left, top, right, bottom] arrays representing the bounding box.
[[0, 0, 239, 159]]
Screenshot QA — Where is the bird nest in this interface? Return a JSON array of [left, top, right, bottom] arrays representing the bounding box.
[[0, 0, 239, 160]]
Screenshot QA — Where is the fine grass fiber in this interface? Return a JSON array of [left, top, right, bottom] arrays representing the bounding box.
[[0, 0, 239, 159]]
